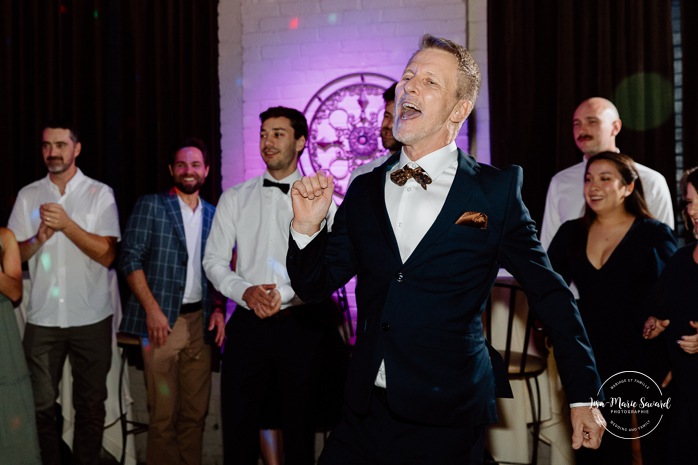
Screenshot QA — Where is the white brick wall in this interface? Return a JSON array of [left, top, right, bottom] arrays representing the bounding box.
[[219, 0, 490, 190]]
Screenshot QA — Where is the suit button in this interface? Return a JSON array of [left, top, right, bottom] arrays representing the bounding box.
[[396, 272, 404, 283], [381, 322, 390, 331]]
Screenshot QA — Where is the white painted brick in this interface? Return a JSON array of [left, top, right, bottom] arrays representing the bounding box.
[[403, 0, 459, 6], [360, 0, 406, 8], [317, 24, 361, 41], [340, 38, 389, 53], [294, 12, 345, 29], [261, 43, 300, 59], [341, 8, 383, 25], [390, 4, 465, 22], [468, 0, 488, 22], [241, 2, 280, 19], [259, 15, 299, 32], [356, 22, 400, 37], [279, 2, 322, 16], [319, 0, 363, 13]]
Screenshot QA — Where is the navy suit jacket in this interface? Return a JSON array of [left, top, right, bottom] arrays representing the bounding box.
[[119, 190, 217, 342], [288, 150, 602, 427]]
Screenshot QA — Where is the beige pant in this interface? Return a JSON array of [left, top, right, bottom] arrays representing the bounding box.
[[142, 310, 212, 465]]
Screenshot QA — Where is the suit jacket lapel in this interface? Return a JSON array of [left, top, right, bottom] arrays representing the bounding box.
[[164, 190, 187, 250], [404, 150, 481, 266], [202, 201, 213, 243], [367, 153, 402, 263]]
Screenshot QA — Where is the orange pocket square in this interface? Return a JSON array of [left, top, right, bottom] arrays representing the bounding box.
[[455, 211, 488, 229]]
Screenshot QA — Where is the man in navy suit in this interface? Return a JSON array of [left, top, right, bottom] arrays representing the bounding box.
[[288, 34, 607, 464], [120, 138, 225, 465]]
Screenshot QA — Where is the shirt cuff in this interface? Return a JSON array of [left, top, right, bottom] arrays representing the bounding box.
[[276, 283, 296, 305], [569, 402, 594, 408], [290, 219, 326, 249]]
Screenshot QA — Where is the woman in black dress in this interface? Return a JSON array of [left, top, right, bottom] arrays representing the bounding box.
[[548, 152, 676, 465], [643, 166, 698, 464]]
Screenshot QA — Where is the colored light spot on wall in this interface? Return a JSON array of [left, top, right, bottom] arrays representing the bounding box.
[[11, 415, 22, 431], [289, 17, 299, 30], [59, 4, 67, 14], [327, 13, 338, 25], [51, 287, 60, 299], [614, 72, 674, 132], [40, 252, 52, 271], [94, 10, 99, 19], [158, 381, 171, 396]]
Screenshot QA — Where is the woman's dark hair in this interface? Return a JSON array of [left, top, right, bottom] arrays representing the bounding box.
[[680, 166, 698, 237], [581, 151, 652, 228]]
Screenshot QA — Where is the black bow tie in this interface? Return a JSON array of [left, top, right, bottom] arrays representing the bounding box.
[[263, 178, 290, 194], [390, 165, 432, 190]]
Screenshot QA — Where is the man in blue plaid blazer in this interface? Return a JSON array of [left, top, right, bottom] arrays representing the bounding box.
[[119, 137, 225, 465]]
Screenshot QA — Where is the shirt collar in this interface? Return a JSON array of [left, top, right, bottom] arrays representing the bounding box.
[[175, 191, 202, 214], [44, 168, 86, 194], [395, 141, 458, 180]]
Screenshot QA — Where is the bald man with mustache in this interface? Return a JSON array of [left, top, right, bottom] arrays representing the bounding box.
[[540, 97, 674, 250]]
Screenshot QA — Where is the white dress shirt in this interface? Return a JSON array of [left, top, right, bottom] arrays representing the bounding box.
[[8, 169, 121, 327], [540, 157, 674, 250], [204, 169, 336, 310], [378, 142, 459, 386], [177, 194, 204, 304]]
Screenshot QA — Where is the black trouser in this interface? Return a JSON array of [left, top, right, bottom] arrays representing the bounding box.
[[23, 317, 112, 465], [221, 302, 343, 465], [318, 387, 487, 465]]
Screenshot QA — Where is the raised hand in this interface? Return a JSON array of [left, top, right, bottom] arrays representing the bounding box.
[[290, 171, 334, 236]]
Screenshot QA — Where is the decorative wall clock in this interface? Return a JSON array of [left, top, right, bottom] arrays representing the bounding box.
[[302, 72, 396, 200]]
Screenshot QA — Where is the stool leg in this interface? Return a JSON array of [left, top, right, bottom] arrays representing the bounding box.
[[525, 376, 542, 465], [118, 346, 128, 465]]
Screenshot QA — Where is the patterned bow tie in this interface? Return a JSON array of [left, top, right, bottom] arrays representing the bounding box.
[[263, 178, 290, 194], [390, 165, 432, 190]]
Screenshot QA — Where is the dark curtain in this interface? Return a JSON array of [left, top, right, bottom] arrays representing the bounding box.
[[0, 0, 221, 226], [487, 0, 675, 227], [682, 0, 698, 171]]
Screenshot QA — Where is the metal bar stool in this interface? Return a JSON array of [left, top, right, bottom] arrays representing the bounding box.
[[484, 277, 548, 465], [116, 332, 149, 465]]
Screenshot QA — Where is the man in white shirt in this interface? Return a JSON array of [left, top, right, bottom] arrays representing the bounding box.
[[288, 34, 606, 465], [8, 121, 121, 465], [348, 82, 402, 186], [540, 97, 674, 249], [203, 107, 343, 465]]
